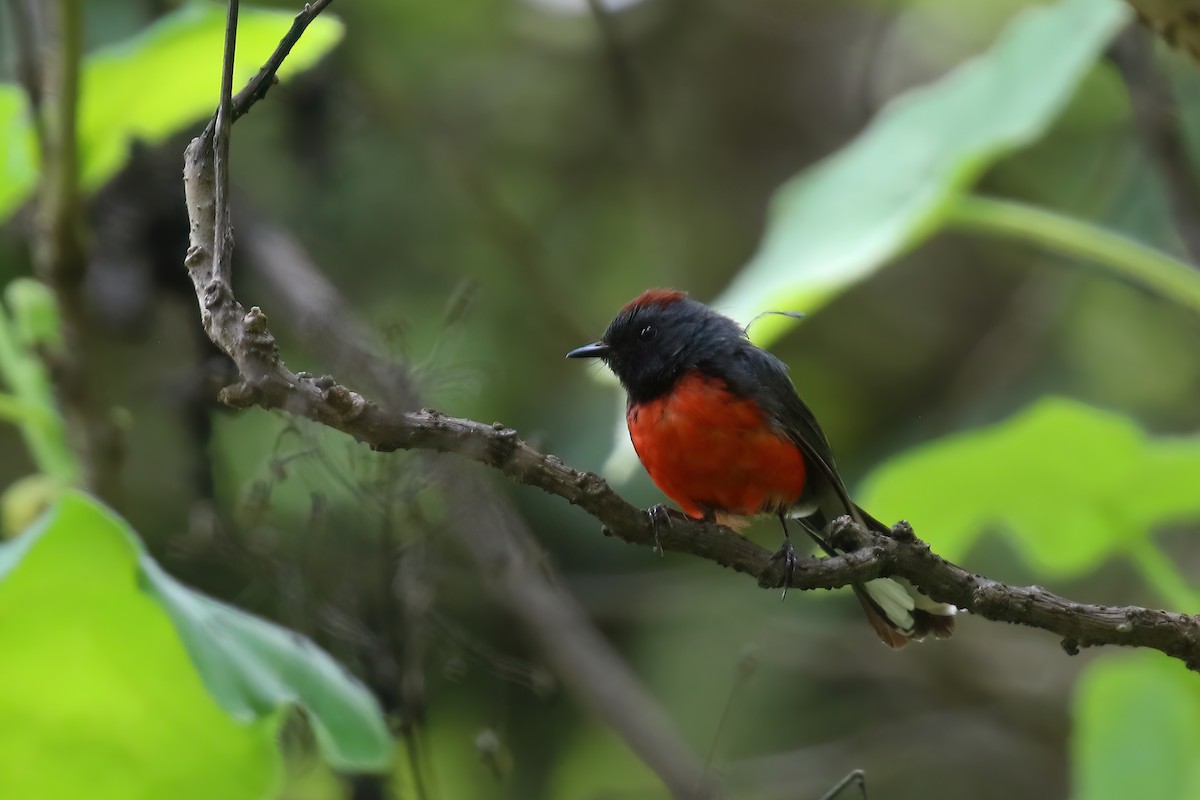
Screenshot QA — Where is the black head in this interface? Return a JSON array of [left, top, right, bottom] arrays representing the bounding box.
[[567, 289, 747, 403]]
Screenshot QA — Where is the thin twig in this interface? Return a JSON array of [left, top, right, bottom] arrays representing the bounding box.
[[212, 0, 239, 287], [201, 0, 335, 141]]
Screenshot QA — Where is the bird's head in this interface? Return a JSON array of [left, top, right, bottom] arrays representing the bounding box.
[[567, 289, 746, 403]]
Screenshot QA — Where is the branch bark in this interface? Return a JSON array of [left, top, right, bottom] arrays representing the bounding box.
[[180, 1, 1200, 683]]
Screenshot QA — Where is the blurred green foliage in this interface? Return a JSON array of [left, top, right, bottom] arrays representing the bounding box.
[[0, 3, 344, 219], [718, 0, 1129, 345], [1073, 652, 1200, 799], [0, 278, 74, 482], [0, 491, 391, 797], [2, 0, 1200, 798], [862, 397, 1200, 577]]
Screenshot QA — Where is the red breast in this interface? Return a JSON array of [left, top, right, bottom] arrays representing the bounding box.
[[627, 370, 808, 521]]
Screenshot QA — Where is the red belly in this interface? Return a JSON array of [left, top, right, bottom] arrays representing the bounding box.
[[627, 371, 808, 519]]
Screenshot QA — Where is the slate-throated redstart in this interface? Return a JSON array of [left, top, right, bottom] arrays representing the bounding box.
[[568, 288, 956, 647]]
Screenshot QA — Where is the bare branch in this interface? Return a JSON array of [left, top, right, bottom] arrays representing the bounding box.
[[198, 0, 335, 141], [187, 4, 715, 796], [211, 0, 239, 290], [181, 0, 1200, 677]]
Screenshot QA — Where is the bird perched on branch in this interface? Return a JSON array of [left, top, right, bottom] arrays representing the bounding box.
[[568, 289, 956, 647]]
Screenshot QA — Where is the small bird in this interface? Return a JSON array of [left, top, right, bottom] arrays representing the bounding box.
[[567, 288, 955, 647]]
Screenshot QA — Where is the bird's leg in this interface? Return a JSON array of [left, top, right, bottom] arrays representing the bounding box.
[[817, 769, 866, 800], [645, 503, 680, 556], [770, 512, 799, 601]]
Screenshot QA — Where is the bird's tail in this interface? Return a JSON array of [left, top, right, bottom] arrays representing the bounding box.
[[849, 505, 956, 648]]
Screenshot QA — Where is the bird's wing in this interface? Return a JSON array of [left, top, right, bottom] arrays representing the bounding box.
[[720, 344, 856, 514]]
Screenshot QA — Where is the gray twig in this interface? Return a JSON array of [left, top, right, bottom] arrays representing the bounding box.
[[211, 0, 239, 289]]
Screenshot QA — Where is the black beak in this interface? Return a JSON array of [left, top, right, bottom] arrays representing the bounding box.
[[566, 341, 609, 359]]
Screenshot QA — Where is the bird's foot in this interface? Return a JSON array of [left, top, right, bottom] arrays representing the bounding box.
[[645, 504, 679, 556], [761, 538, 798, 601]]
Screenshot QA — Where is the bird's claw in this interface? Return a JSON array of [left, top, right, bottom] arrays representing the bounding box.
[[646, 504, 673, 556], [767, 539, 798, 601]]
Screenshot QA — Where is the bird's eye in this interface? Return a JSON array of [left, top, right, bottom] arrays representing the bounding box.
[[639, 325, 656, 341]]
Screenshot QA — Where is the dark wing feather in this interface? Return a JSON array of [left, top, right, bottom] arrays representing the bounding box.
[[718, 344, 857, 516], [715, 341, 956, 646]]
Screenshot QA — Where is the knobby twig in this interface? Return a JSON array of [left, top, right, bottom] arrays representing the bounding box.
[[187, 3, 715, 797]]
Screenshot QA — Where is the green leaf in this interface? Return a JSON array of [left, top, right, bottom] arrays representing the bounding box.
[[141, 560, 393, 771], [0, 282, 76, 481], [6, 278, 63, 353], [0, 2, 345, 221], [713, 0, 1129, 347], [78, 3, 343, 190], [0, 491, 391, 800], [1072, 653, 1200, 800], [859, 398, 1200, 577], [0, 86, 39, 220], [0, 494, 278, 800]]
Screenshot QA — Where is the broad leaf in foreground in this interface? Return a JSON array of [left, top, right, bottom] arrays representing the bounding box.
[[0, 491, 391, 800]]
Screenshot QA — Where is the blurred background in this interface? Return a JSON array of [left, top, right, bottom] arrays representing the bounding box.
[[3, 0, 1200, 798]]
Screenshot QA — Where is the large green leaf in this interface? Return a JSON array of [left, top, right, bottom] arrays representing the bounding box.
[[0, 491, 391, 800], [1072, 653, 1200, 799], [860, 397, 1200, 577], [0, 87, 39, 221], [141, 560, 392, 770], [0, 2, 345, 221], [713, 0, 1129, 347]]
